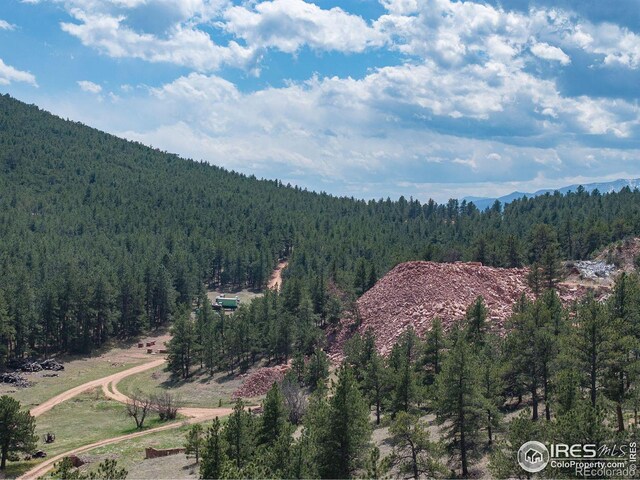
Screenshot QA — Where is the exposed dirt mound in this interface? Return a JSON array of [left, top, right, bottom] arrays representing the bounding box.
[[329, 261, 531, 359], [232, 364, 290, 398]]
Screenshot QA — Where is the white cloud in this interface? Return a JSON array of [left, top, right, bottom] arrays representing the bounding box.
[[530, 42, 571, 65], [77, 71, 634, 187], [223, 0, 386, 53], [0, 58, 37, 86], [60, 8, 254, 72], [77, 79, 102, 93], [0, 20, 16, 30], [17, 0, 640, 201]]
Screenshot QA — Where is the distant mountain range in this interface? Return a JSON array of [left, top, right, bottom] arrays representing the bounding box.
[[464, 178, 640, 210]]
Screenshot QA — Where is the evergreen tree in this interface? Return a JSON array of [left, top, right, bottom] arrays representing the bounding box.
[[354, 259, 367, 296], [421, 318, 445, 386], [504, 297, 556, 421], [223, 399, 255, 470], [388, 329, 420, 414], [305, 348, 329, 390], [465, 296, 488, 348], [435, 330, 484, 477], [383, 411, 446, 480], [259, 383, 288, 446], [314, 364, 371, 479], [366, 264, 377, 291], [363, 349, 387, 425], [489, 411, 543, 479], [571, 295, 613, 408], [185, 423, 204, 464], [479, 339, 504, 445], [0, 396, 37, 470], [167, 307, 196, 378], [200, 417, 226, 480]]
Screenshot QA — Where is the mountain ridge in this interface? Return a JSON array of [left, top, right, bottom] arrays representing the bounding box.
[[465, 178, 640, 210]]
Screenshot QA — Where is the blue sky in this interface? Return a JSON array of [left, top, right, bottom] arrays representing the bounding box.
[[1, 0, 639, 202]]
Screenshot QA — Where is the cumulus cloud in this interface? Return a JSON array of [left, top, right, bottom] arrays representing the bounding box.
[[61, 10, 254, 72], [530, 42, 571, 64], [77, 79, 102, 93], [81, 71, 634, 191], [223, 0, 386, 53], [18, 0, 640, 200], [0, 58, 37, 86]]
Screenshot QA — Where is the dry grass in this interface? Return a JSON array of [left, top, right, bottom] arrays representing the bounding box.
[[117, 365, 250, 408], [78, 425, 198, 479]]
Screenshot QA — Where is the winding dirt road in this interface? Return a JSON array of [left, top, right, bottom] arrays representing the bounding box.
[[29, 359, 166, 418], [19, 357, 234, 480]]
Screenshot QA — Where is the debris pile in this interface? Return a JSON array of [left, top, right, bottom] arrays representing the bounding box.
[[40, 359, 65, 371], [17, 359, 64, 372], [1, 372, 31, 387], [20, 362, 43, 373], [329, 261, 531, 359], [573, 261, 617, 279], [232, 364, 290, 398]]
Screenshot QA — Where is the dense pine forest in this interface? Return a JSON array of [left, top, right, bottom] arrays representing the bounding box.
[[2, 93, 640, 364]]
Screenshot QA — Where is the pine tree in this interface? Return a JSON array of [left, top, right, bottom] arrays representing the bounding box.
[[200, 417, 226, 480], [223, 399, 255, 470], [305, 348, 329, 390], [604, 273, 640, 431], [0, 396, 37, 470], [389, 329, 420, 414], [435, 329, 484, 477], [315, 364, 371, 479], [421, 318, 445, 386], [504, 297, 556, 421], [185, 424, 204, 463], [571, 295, 613, 408], [489, 411, 543, 479], [465, 296, 488, 348], [363, 349, 387, 425], [366, 264, 377, 291], [354, 259, 367, 296], [167, 307, 196, 378], [479, 340, 504, 445], [0, 293, 15, 368], [259, 383, 288, 446], [384, 411, 446, 479]]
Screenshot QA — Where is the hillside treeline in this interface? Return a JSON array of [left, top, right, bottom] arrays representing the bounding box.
[[1, 93, 640, 362], [191, 276, 640, 479]]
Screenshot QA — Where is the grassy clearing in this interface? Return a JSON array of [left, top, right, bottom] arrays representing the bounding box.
[[81, 418, 232, 479], [118, 365, 244, 408], [80, 423, 194, 477], [206, 288, 263, 306], [0, 458, 39, 479], [0, 357, 143, 410], [6, 389, 176, 477]]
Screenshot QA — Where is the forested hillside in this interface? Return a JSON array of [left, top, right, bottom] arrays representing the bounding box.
[[1, 93, 640, 362]]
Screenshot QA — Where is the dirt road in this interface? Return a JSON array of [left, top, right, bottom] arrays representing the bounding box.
[[268, 260, 288, 291], [30, 359, 166, 418], [20, 357, 234, 480]]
